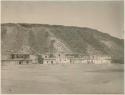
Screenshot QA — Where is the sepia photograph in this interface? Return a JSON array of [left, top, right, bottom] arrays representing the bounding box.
[[1, 0, 124, 94]]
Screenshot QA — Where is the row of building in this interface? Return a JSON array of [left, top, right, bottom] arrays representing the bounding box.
[[1, 51, 112, 65], [42, 53, 111, 64]]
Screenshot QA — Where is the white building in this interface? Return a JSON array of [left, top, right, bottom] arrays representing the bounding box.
[[42, 53, 112, 64]]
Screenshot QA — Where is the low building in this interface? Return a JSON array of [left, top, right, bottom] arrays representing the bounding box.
[[41, 53, 112, 64], [1, 45, 39, 65], [1, 53, 32, 65], [42, 52, 70, 64], [43, 58, 56, 64]]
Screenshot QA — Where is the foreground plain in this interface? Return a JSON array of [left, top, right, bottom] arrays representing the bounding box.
[[1, 63, 124, 94]]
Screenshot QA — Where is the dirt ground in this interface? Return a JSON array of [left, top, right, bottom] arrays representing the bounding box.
[[1, 63, 124, 94]]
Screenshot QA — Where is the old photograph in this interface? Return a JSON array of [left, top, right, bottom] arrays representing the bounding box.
[[1, 0, 124, 94]]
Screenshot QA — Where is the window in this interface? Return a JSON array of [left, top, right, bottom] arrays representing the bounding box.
[[11, 54, 15, 59], [51, 61, 53, 64]]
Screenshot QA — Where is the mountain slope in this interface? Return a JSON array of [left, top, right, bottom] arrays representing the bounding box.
[[1, 23, 124, 63]]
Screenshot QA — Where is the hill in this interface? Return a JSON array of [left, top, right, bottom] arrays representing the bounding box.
[[1, 23, 124, 63]]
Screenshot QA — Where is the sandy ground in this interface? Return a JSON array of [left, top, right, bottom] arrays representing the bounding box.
[[1, 63, 124, 94]]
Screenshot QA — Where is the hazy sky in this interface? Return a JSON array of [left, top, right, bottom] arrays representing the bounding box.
[[1, 1, 124, 38]]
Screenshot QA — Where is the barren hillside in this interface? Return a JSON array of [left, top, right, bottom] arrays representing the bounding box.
[[1, 23, 124, 63]]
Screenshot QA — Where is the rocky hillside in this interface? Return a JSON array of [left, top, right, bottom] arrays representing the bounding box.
[[1, 23, 124, 63]]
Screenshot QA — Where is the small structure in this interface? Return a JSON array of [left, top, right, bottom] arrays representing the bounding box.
[[42, 53, 56, 64], [55, 53, 70, 64], [69, 55, 111, 64], [10, 53, 32, 64], [42, 52, 70, 64], [1, 53, 32, 65], [1, 45, 39, 65], [43, 58, 56, 64]]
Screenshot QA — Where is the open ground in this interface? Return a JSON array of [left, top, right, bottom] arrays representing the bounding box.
[[1, 63, 124, 94]]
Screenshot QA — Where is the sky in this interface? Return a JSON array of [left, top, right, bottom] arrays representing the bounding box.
[[1, 1, 124, 39]]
